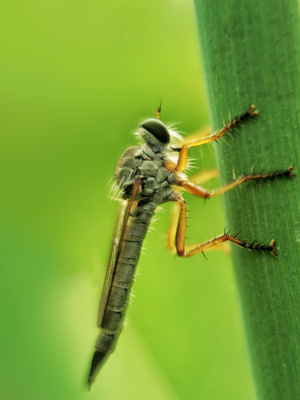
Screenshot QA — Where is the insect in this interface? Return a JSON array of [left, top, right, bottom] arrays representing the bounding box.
[[87, 105, 294, 386]]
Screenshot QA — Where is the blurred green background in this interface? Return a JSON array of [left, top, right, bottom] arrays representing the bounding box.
[[0, 1, 255, 399]]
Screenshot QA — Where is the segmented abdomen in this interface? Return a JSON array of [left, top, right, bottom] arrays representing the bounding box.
[[89, 206, 154, 384]]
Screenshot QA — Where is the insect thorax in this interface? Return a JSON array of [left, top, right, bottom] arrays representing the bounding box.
[[114, 144, 177, 204]]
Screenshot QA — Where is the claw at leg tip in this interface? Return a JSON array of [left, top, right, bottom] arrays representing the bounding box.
[[269, 239, 276, 256]]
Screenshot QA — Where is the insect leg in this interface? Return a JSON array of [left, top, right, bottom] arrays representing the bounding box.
[[174, 196, 276, 257], [189, 169, 219, 185], [175, 105, 258, 172], [178, 167, 295, 199], [167, 201, 180, 253], [167, 169, 218, 253]]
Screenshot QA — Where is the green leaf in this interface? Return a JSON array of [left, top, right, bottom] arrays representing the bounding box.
[[193, 0, 300, 398]]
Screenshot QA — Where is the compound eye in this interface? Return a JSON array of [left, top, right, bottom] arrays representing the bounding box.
[[139, 119, 170, 144]]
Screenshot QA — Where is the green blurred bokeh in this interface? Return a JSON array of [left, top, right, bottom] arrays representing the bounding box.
[[1, 1, 255, 399]]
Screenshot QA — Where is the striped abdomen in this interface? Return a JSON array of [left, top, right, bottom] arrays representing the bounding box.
[[88, 205, 154, 386]]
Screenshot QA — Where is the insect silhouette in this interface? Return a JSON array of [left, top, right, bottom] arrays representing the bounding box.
[[87, 105, 294, 386]]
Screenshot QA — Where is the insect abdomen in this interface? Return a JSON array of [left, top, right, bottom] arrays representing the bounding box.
[[88, 209, 154, 386]]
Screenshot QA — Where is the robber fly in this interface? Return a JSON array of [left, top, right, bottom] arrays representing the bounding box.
[[87, 105, 294, 386]]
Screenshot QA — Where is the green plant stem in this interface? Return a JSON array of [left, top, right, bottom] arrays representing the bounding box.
[[193, 0, 300, 399]]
